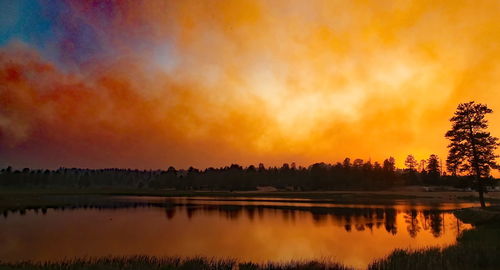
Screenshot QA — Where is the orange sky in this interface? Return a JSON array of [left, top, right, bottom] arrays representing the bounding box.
[[1, 0, 499, 171]]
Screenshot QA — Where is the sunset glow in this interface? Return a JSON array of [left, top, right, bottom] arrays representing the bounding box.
[[1, 0, 500, 170]]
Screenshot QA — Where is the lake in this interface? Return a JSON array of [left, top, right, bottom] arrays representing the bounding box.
[[0, 196, 476, 269]]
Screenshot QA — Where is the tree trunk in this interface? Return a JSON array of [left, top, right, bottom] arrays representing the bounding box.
[[476, 173, 486, 208], [475, 170, 486, 208], [478, 187, 486, 208], [468, 122, 486, 208]]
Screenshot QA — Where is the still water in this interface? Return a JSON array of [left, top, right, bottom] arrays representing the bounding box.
[[0, 196, 474, 269]]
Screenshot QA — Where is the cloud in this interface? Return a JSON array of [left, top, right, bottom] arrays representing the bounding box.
[[1, 0, 500, 170]]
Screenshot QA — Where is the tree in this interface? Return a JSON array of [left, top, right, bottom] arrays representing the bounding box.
[[404, 155, 419, 185], [404, 155, 418, 171], [353, 159, 364, 168], [258, 163, 265, 171], [343, 158, 351, 169], [382, 157, 396, 186], [383, 157, 396, 172], [418, 160, 426, 172], [425, 154, 441, 184], [362, 161, 373, 172], [426, 155, 440, 174], [445, 101, 500, 207], [446, 147, 461, 176]]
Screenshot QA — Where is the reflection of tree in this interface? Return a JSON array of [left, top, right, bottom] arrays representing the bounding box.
[[289, 210, 296, 223], [223, 209, 240, 220], [375, 208, 385, 221], [421, 211, 430, 231], [245, 207, 255, 221], [384, 208, 397, 235], [344, 211, 352, 225], [312, 213, 328, 224], [257, 207, 264, 219], [6, 201, 456, 240], [404, 209, 420, 238], [422, 210, 444, 237], [355, 224, 365, 231], [165, 207, 175, 220], [186, 207, 197, 219], [429, 211, 443, 237], [281, 209, 290, 221]]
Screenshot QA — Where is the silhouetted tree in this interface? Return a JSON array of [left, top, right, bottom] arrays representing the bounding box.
[[425, 154, 441, 185], [343, 158, 351, 169], [363, 161, 373, 171], [247, 165, 256, 172], [405, 155, 418, 171], [383, 157, 396, 172], [446, 147, 461, 177], [2, 157, 496, 191], [258, 163, 265, 171], [404, 155, 419, 185], [353, 159, 364, 168], [445, 101, 500, 207], [418, 160, 426, 173]]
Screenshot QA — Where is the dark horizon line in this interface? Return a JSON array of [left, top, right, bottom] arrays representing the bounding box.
[[2, 157, 429, 171]]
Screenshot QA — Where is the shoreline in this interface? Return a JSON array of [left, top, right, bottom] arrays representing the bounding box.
[[1, 188, 499, 213]]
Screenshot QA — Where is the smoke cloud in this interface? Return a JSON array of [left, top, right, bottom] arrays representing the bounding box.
[[1, 0, 499, 170]]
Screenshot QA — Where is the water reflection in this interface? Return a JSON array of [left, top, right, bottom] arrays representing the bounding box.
[[2, 200, 469, 239], [158, 204, 464, 238], [0, 197, 473, 269]]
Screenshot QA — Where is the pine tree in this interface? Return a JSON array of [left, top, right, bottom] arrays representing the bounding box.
[[404, 155, 418, 171], [445, 101, 499, 207], [426, 154, 441, 184]]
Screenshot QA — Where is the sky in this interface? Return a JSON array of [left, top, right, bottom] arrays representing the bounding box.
[[1, 0, 500, 171]]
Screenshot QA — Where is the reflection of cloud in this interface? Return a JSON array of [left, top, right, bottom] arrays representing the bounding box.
[[1, 0, 500, 170]]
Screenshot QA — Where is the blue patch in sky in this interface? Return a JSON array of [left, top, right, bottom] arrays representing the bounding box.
[[0, 0, 54, 48], [0, 0, 176, 71], [0, 0, 109, 69]]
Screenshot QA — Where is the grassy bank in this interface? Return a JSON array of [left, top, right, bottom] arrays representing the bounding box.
[[0, 187, 430, 200], [368, 207, 500, 270], [0, 257, 352, 270]]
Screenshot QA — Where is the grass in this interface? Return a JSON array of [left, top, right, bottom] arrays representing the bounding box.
[[0, 256, 353, 270]]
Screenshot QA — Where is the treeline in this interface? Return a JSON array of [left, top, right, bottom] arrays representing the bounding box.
[[1, 155, 498, 190]]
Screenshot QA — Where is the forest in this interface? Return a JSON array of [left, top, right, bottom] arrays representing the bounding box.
[[1, 155, 497, 191]]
